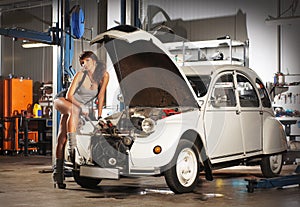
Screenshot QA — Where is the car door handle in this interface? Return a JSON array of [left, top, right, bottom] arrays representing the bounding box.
[[236, 110, 241, 115], [259, 111, 263, 115]]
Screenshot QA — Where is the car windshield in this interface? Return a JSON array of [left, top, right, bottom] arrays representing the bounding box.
[[186, 75, 211, 97]]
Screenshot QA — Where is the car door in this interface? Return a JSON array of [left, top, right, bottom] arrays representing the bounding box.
[[236, 73, 262, 154], [204, 72, 244, 160]]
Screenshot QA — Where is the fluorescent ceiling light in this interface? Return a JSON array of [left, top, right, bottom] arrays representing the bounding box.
[[22, 41, 53, 48]]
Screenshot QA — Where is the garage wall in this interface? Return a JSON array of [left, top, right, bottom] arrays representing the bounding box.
[[140, 0, 300, 83], [1, 6, 53, 83], [1, 0, 299, 85], [0, 1, 100, 83]]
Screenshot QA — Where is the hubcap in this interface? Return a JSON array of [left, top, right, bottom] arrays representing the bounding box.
[[176, 148, 198, 187], [270, 154, 282, 174]]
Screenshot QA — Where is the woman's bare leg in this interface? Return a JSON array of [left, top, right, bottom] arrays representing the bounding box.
[[54, 97, 81, 133], [55, 114, 68, 159], [53, 97, 81, 162]]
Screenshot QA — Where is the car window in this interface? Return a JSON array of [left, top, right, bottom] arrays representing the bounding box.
[[237, 74, 259, 107], [255, 78, 272, 108], [210, 73, 236, 107], [186, 75, 211, 97]]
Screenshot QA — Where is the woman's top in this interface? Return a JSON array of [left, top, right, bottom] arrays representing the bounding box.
[[73, 83, 98, 105], [54, 71, 100, 104]]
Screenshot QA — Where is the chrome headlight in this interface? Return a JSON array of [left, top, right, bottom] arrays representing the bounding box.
[[141, 118, 156, 134]]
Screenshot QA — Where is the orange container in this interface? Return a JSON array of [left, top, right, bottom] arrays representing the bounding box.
[[0, 78, 33, 152], [1, 78, 33, 117]]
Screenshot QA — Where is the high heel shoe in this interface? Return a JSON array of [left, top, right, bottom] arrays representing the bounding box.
[[53, 172, 66, 189], [53, 159, 66, 189]]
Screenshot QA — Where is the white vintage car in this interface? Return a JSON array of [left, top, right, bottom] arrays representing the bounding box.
[[70, 25, 287, 193]]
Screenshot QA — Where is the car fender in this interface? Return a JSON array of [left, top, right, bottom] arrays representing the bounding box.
[[180, 129, 213, 181], [263, 116, 287, 154], [130, 110, 202, 168]]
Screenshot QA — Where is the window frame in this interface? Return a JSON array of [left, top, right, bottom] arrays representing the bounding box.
[[255, 78, 272, 108], [210, 72, 237, 108], [236, 73, 260, 108]]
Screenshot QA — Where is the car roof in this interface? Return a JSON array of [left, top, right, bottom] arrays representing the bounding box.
[[181, 64, 260, 80]]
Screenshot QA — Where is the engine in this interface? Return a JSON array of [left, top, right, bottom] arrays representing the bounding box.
[[90, 133, 129, 169], [88, 107, 189, 170]]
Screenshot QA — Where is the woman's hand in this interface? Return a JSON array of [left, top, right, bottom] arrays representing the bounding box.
[[81, 105, 89, 116]]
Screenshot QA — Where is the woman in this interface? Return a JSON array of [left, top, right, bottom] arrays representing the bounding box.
[[53, 51, 109, 189]]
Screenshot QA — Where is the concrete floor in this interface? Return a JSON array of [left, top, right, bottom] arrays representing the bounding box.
[[0, 155, 299, 207]]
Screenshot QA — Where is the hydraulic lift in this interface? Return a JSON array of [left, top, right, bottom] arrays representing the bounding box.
[[246, 118, 300, 193], [0, 27, 57, 45], [0, 0, 84, 156], [246, 164, 300, 193], [0, 24, 60, 155]]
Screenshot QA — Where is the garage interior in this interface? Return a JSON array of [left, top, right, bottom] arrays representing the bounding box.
[[0, 0, 299, 206]]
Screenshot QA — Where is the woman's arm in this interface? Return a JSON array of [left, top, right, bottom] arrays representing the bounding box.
[[66, 71, 85, 109], [97, 71, 109, 118]]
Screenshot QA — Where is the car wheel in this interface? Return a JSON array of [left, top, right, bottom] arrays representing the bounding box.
[[260, 153, 283, 178], [164, 139, 200, 193], [73, 169, 102, 189]]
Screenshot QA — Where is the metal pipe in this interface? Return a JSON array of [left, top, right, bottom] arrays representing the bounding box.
[[52, 0, 62, 165], [134, 0, 139, 27], [284, 74, 300, 76], [24, 117, 29, 156], [0, 1, 52, 13], [98, 0, 107, 34], [0, 12, 1, 76], [12, 38, 15, 75], [277, 0, 281, 73], [121, 0, 126, 25]]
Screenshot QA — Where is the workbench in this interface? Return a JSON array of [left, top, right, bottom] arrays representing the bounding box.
[[22, 117, 52, 155], [0, 116, 52, 155], [278, 117, 300, 164]]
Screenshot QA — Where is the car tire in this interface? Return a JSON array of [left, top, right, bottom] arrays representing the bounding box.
[[164, 139, 200, 194], [73, 169, 102, 189], [260, 153, 283, 178]]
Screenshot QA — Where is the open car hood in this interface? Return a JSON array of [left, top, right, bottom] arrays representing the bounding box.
[[91, 25, 198, 108]]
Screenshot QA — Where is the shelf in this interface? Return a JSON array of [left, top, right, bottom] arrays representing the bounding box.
[[164, 38, 249, 67], [164, 39, 246, 50], [274, 86, 289, 95], [174, 60, 245, 66]]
